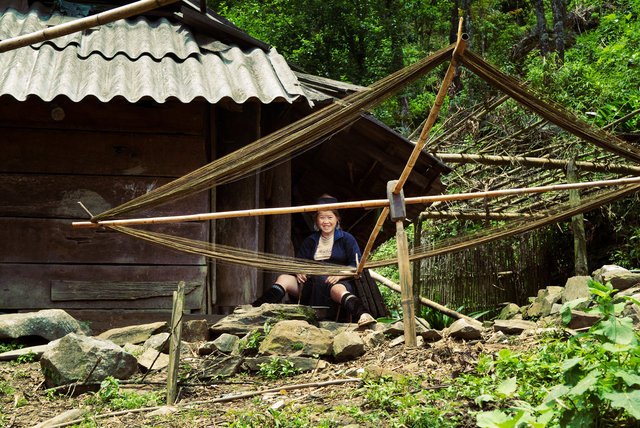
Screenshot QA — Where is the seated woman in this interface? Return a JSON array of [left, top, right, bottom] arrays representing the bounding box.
[[253, 195, 376, 327]]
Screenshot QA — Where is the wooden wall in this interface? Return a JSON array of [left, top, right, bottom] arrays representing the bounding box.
[[0, 96, 210, 312]]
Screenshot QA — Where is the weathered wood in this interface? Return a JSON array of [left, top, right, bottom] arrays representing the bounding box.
[[420, 210, 546, 220], [167, 281, 185, 405], [567, 159, 589, 275], [0, 174, 208, 218], [395, 221, 417, 346], [0, 97, 206, 135], [51, 280, 201, 301], [0, 264, 206, 309], [353, 270, 389, 319], [0, 129, 206, 176], [0, 218, 206, 264]]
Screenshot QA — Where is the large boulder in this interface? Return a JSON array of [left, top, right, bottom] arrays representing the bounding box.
[[182, 320, 209, 342], [210, 304, 317, 336], [332, 331, 365, 361], [527, 286, 564, 318], [259, 320, 332, 357], [40, 333, 138, 387], [0, 309, 90, 342], [592, 265, 640, 291], [493, 319, 537, 335], [98, 322, 168, 346], [562, 276, 592, 303], [445, 318, 483, 340]]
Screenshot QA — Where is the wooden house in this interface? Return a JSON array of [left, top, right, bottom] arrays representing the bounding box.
[[0, 0, 450, 326]]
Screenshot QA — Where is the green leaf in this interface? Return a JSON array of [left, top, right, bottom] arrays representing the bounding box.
[[604, 390, 640, 419], [539, 384, 570, 409], [568, 369, 600, 397], [496, 376, 518, 397], [476, 410, 518, 428], [611, 368, 640, 387], [561, 357, 583, 372], [591, 316, 638, 346], [474, 394, 495, 407]]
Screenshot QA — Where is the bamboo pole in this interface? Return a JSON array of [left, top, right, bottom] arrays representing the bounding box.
[[0, 0, 181, 54], [395, 221, 417, 346], [369, 270, 481, 325], [434, 153, 640, 175], [420, 210, 546, 220], [356, 207, 389, 275], [72, 176, 640, 228], [393, 23, 469, 195], [167, 281, 185, 405]]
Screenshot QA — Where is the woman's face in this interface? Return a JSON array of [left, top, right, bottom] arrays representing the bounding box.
[[316, 210, 338, 235]]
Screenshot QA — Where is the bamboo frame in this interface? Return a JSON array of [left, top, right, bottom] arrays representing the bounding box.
[[356, 207, 389, 275], [434, 153, 640, 175], [72, 176, 640, 228], [0, 0, 181, 54], [420, 211, 545, 220]]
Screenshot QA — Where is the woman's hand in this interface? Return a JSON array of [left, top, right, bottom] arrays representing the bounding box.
[[325, 275, 345, 285], [296, 274, 307, 283]]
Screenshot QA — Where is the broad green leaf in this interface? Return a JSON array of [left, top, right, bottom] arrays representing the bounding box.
[[561, 410, 596, 428], [568, 369, 600, 397], [561, 357, 583, 372], [474, 394, 495, 406], [591, 316, 638, 346], [612, 368, 640, 387], [540, 384, 570, 409], [496, 376, 518, 397], [604, 390, 640, 418], [476, 410, 515, 428], [602, 342, 635, 353]]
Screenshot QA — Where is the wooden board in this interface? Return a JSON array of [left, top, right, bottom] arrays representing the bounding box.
[[0, 264, 206, 310], [0, 174, 209, 218], [0, 129, 206, 176], [51, 280, 202, 301], [0, 96, 207, 135], [0, 218, 207, 264]]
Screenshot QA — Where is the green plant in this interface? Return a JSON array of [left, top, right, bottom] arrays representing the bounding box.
[[0, 380, 15, 397], [257, 357, 299, 380], [290, 342, 304, 350], [0, 340, 24, 353], [86, 376, 165, 411], [238, 322, 273, 353], [16, 351, 37, 364]]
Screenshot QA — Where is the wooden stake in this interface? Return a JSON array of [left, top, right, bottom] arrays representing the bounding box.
[[567, 158, 588, 275], [0, 0, 181, 54], [167, 281, 185, 405], [395, 221, 417, 346]]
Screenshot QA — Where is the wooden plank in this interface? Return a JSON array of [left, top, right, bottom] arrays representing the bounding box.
[[0, 174, 209, 218], [0, 129, 206, 176], [0, 96, 206, 135], [167, 281, 185, 405], [51, 280, 201, 301], [0, 264, 206, 310], [0, 218, 207, 264]]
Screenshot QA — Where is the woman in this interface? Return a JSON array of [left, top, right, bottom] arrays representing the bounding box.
[[253, 195, 376, 327]]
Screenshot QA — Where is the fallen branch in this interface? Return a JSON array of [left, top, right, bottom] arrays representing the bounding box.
[[43, 377, 362, 428]]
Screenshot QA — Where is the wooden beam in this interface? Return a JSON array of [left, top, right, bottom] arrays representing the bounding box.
[[395, 221, 417, 346], [420, 211, 545, 221], [434, 153, 640, 175], [167, 282, 185, 405]]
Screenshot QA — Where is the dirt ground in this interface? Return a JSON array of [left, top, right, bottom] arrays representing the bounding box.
[[1, 334, 536, 427]]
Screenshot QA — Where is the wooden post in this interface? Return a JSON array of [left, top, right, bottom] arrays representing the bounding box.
[[167, 281, 185, 405], [567, 159, 588, 275], [412, 217, 423, 315], [396, 221, 417, 346]]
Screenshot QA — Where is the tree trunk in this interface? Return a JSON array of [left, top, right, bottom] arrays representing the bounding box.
[[533, 0, 549, 58], [551, 0, 567, 64]]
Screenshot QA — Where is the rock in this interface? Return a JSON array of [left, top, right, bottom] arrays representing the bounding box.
[[566, 310, 602, 330], [212, 333, 240, 354], [363, 364, 403, 382], [592, 265, 640, 291], [493, 319, 537, 335], [122, 343, 145, 358], [562, 276, 592, 303], [244, 356, 327, 372], [486, 331, 508, 344], [182, 320, 209, 342], [198, 355, 243, 379], [383, 317, 431, 337], [498, 303, 520, 320], [318, 321, 354, 335], [616, 285, 640, 299], [332, 331, 365, 361], [527, 286, 564, 318], [446, 318, 483, 340], [146, 406, 179, 418], [422, 329, 443, 342], [40, 333, 138, 387], [259, 320, 332, 357], [622, 302, 640, 328], [0, 343, 51, 361], [362, 330, 386, 349], [388, 335, 405, 348], [0, 309, 90, 342], [34, 408, 85, 428], [143, 333, 170, 353], [98, 322, 168, 346], [210, 304, 317, 336], [137, 348, 169, 372]]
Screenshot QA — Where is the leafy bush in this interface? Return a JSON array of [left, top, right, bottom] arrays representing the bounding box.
[[86, 376, 164, 411], [257, 357, 299, 380]]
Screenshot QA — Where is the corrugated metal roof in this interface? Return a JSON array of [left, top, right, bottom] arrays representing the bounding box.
[[0, 1, 307, 104]]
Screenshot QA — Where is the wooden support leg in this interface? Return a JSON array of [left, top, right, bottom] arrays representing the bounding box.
[[167, 281, 185, 405], [396, 220, 417, 346]]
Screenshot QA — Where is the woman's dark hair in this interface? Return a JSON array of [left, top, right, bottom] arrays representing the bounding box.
[[313, 194, 341, 225]]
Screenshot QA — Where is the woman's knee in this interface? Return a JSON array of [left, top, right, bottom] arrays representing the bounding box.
[[329, 283, 348, 302], [276, 274, 299, 294]]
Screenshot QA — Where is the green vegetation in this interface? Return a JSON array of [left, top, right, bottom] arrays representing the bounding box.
[[86, 376, 165, 411], [0, 340, 24, 354], [257, 357, 299, 380]]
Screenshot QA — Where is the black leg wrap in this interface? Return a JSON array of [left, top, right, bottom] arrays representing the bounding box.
[[341, 293, 365, 319], [252, 283, 285, 307]]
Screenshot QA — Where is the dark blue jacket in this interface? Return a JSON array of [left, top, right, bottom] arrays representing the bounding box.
[[297, 229, 361, 267]]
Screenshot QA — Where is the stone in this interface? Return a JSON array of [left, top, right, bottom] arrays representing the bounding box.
[[333, 331, 365, 361], [212, 333, 240, 354], [210, 304, 317, 336], [363, 364, 403, 382], [259, 320, 332, 357], [446, 318, 483, 340], [493, 319, 537, 335], [40, 333, 138, 387], [486, 331, 508, 344], [527, 287, 564, 318], [0, 343, 50, 361], [146, 406, 179, 418], [567, 310, 602, 330], [562, 276, 592, 303], [318, 321, 354, 335], [198, 355, 243, 379], [622, 302, 640, 328], [182, 320, 210, 342], [34, 408, 85, 428], [498, 303, 520, 320], [421, 329, 443, 342], [362, 330, 386, 349], [388, 335, 405, 347], [137, 348, 170, 372], [383, 317, 431, 337], [616, 285, 640, 299], [98, 322, 168, 346], [143, 333, 170, 353], [593, 265, 640, 291], [0, 309, 90, 342], [244, 356, 327, 372]]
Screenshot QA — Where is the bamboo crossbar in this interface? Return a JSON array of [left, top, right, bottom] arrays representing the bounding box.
[[420, 211, 546, 220], [0, 0, 180, 53], [72, 176, 640, 228], [434, 153, 640, 175]]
